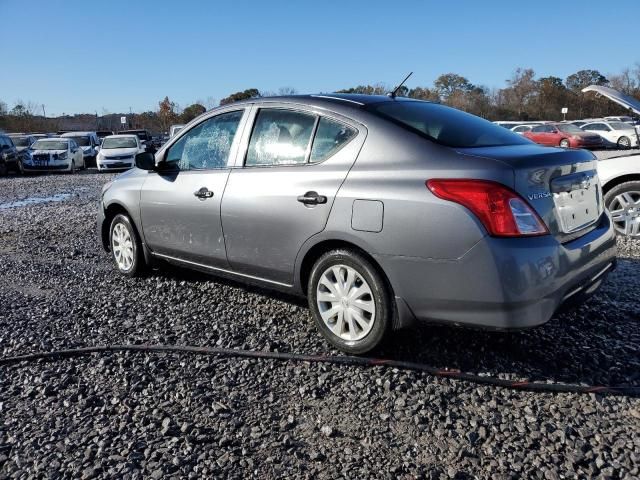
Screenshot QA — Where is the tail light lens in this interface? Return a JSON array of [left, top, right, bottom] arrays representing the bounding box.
[[426, 179, 548, 237]]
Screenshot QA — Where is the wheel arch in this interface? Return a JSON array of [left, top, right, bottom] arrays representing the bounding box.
[[602, 174, 640, 197], [101, 202, 139, 252], [297, 237, 415, 330]]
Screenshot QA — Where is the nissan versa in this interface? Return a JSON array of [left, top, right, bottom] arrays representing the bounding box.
[[98, 94, 617, 353]]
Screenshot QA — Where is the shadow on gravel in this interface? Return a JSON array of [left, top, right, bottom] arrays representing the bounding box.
[[155, 258, 640, 389]]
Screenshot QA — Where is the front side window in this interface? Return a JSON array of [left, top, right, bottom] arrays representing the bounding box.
[[310, 117, 357, 163], [532, 125, 546, 133], [166, 110, 243, 170], [246, 109, 316, 166], [609, 122, 630, 131], [557, 124, 582, 134]]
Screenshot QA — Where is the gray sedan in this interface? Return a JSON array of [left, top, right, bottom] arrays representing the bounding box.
[[98, 94, 616, 353]]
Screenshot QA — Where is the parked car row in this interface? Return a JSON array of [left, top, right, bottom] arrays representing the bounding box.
[[0, 129, 159, 175], [495, 118, 640, 149]]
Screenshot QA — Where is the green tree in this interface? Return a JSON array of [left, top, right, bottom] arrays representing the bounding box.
[[407, 87, 439, 101], [181, 103, 206, 123], [433, 73, 473, 100], [335, 84, 387, 95], [219, 88, 261, 105]]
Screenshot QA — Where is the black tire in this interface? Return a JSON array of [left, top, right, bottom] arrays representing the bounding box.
[[604, 180, 640, 237], [109, 213, 146, 277], [559, 138, 570, 148], [69, 160, 76, 174], [0, 160, 7, 176], [617, 136, 631, 149], [307, 249, 392, 354]]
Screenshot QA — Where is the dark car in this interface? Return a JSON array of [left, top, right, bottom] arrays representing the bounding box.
[[0, 134, 23, 175], [96, 130, 114, 141]]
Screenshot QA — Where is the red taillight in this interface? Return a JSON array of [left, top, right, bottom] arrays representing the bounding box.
[[426, 179, 549, 237]]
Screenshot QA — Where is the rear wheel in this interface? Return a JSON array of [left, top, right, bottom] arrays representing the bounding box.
[[559, 138, 570, 148], [308, 249, 392, 354], [617, 136, 631, 149], [604, 181, 640, 237]]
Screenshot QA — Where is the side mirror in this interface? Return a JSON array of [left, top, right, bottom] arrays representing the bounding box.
[[135, 151, 156, 171]]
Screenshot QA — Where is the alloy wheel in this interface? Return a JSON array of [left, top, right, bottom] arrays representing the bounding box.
[[618, 136, 631, 149], [609, 191, 640, 236], [112, 222, 135, 271], [316, 264, 376, 341]]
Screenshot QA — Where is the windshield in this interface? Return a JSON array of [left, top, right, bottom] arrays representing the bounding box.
[[609, 122, 632, 130], [68, 136, 90, 146], [557, 124, 583, 133], [102, 137, 137, 149], [33, 140, 68, 150], [10, 137, 30, 147], [369, 102, 530, 148]]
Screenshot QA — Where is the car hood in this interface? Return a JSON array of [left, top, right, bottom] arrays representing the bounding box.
[[100, 147, 138, 156], [582, 85, 640, 116]]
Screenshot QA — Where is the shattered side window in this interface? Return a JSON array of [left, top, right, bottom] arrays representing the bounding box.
[[246, 109, 317, 166], [165, 110, 243, 170]]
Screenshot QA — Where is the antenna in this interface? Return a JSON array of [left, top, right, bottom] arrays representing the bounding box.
[[388, 72, 413, 99]]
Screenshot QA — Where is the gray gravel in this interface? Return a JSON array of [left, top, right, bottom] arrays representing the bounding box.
[[1, 172, 639, 479]]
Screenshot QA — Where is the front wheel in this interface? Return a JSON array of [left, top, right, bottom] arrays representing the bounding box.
[[617, 136, 631, 149], [109, 214, 146, 277], [308, 249, 392, 354], [559, 138, 570, 148], [69, 160, 76, 174], [604, 181, 640, 237]]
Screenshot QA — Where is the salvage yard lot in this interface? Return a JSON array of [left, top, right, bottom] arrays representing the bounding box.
[[1, 173, 639, 478]]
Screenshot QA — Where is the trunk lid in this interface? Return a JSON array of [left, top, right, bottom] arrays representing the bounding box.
[[456, 144, 603, 242]]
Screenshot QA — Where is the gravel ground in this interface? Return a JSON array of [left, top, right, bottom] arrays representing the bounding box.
[[1, 172, 639, 479]]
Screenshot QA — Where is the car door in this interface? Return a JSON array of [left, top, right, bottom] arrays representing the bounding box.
[[221, 105, 364, 285], [527, 125, 547, 144], [140, 108, 248, 267]]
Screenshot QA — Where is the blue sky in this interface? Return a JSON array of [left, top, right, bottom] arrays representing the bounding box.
[[1, 0, 638, 115]]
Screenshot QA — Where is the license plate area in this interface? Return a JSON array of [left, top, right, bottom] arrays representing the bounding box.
[[551, 170, 600, 234]]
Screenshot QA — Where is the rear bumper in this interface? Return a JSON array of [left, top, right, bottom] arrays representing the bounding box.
[[376, 213, 617, 329]]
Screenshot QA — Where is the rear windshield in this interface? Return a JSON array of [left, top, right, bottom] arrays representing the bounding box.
[[33, 140, 68, 150], [102, 137, 137, 149], [369, 101, 530, 148], [68, 136, 90, 146]]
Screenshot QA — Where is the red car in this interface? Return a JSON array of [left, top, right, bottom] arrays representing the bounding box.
[[523, 123, 603, 149]]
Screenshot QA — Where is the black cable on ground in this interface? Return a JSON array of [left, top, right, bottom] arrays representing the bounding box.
[[1, 344, 638, 396]]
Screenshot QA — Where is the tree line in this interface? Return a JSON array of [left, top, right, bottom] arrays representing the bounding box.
[[2, 66, 639, 134]]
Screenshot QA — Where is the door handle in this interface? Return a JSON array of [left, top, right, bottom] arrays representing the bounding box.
[[194, 187, 214, 200], [297, 191, 327, 205]]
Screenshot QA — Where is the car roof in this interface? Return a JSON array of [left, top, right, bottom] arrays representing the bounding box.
[[104, 134, 138, 139]]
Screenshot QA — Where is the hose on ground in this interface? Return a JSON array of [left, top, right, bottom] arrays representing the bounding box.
[[1, 344, 638, 396]]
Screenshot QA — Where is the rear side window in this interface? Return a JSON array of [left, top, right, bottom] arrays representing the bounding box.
[[246, 109, 316, 166], [310, 118, 357, 163], [166, 110, 243, 170], [369, 101, 530, 148]]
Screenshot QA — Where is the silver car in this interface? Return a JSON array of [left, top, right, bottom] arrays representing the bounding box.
[[98, 94, 617, 353]]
